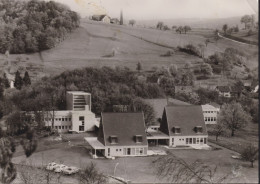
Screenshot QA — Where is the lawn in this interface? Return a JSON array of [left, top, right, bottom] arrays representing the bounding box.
[[208, 123, 259, 154], [11, 133, 258, 183]]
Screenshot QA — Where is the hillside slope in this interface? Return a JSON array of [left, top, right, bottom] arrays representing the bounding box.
[[0, 19, 258, 81]]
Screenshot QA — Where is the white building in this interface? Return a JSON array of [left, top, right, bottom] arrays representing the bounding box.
[[201, 104, 220, 124], [25, 91, 99, 133]]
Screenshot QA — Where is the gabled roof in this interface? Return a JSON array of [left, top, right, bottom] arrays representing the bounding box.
[[98, 113, 148, 146], [92, 14, 108, 21], [143, 98, 190, 119], [216, 86, 230, 92], [163, 106, 207, 136]]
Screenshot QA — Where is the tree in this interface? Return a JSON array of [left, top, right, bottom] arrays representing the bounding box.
[[129, 19, 136, 26], [240, 15, 251, 29], [172, 26, 177, 30], [218, 102, 251, 137], [136, 62, 142, 71], [214, 29, 220, 43], [209, 123, 225, 141], [3, 73, 10, 88], [14, 70, 23, 90], [250, 14, 255, 28], [78, 162, 107, 184], [120, 10, 123, 25], [241, 144, 258, 168], [200, 63, 213, 77], [23, 71, 31, 86], [222, 24, 228, 35], [131, 98, 155, 126], [234, 25, 239, 32], [205, 39, 210, 47], [163, 25, 170, 31], [156, 21, 164, 30], [153, 151, 230, 183], [198, 43, 205, 58], [176, 26, 184, 34], [183, 25, 191, 34]]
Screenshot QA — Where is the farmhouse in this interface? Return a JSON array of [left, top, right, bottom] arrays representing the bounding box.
[[85, 112, 148, 158], [92, 14, 111, 23], [160, 106, 208, 147]]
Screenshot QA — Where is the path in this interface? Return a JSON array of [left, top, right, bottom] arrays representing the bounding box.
[[218, 33, 256, 46]]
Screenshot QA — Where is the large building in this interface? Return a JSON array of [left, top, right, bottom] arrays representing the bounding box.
[[159, 106, 208, 147], [201, 103, 220, 124], [26, 91, 98, 133], [85, 112, 148, 158]]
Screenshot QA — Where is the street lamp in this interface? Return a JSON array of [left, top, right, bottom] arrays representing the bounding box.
[[114, 162, 119, 176]]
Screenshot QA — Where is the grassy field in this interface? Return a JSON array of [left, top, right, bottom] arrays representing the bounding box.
[[208, 123, 258, 154], [0, 19, 257, 83], [12, 133, 258, 183]]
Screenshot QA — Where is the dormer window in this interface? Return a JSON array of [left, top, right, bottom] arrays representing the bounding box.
[[195, 126, 203, 133], [172, 127, 181, 134], [109, 135, 118, 144], [135, 135, 143, 143]]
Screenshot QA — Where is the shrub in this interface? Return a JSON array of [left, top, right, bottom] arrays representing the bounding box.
[[177, 44, 200, 57]]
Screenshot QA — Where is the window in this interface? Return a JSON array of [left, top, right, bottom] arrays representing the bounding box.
[[55, 118, 58, 121], [204, 117, 207, 121], [211, 117, 213, 121], [69, 118, 71, 121], [59, 118, 61, 121], [62, 126, 64, 129], [186, 138, 188, 144], [79, 116, 84, 121], [69, 126, 71, 129], [204, 138, 207, 144], [109, 136, 118, 144], [200, 138, 203, 142], [213, 117, 216, 121], [65, 118, 68, 121], [135, 135, 143, 143], [116, 149, 118, 151], [189, 138, 192, 144], [62, 118, 64, 121], [55, 126, 57, 129], [59, 126, 61, 129], [65, 126, 67, 129], [195, 126, 203, 133], [193, 138, 196, 144], [172, 127, 181, 134], [79, 126, 84, 131]]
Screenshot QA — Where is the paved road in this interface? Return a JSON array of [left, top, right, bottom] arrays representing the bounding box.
[[218, 33, 255, 46]]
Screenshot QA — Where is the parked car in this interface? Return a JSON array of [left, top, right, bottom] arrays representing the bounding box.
[[62, 166, 79, 175], [54, 164, 67, 173], [46, 162, 59, 171]]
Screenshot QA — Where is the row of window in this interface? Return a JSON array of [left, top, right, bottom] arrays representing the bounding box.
[[51, 125, 72, 130], [203, 111, 218, 113], [204, 117, 217, 122], [45, 117, 72, 122], [186, 137, 207, 144]]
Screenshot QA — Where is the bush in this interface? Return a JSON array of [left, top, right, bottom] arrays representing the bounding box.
[[177, 44, 200, 57]]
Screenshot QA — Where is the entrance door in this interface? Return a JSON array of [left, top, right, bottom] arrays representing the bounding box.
[[172, 138, 174, 146], [127, 148, 131, 155], [108, 148, 110, 156]]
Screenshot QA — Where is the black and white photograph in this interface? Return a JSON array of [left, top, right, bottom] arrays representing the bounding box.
[[0, 0, 258, 183]]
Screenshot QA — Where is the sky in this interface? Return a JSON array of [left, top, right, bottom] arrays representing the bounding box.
[[48, 0, 257, 20]]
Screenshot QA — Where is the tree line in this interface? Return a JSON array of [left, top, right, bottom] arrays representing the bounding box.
[[0, 0, 80, 54]]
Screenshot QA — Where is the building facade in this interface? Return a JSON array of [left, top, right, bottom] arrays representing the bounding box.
[[160, 106, 208, 147], [86, 112, 148, 158], [201, 104, 220, 124]]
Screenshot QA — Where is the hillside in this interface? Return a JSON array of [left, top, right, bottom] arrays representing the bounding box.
[[0, 19, 258, 83]]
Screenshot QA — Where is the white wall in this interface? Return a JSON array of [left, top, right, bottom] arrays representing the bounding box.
[[72, 111, 96, 133], [169, 136, 208, 147], [104, 146, 148, 157]]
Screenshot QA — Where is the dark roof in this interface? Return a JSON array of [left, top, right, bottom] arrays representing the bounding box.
[[143, 98, 191, 119], [98, 113, 148, 146], [216, 86, 230, 92], [163, 106, 207, 136]]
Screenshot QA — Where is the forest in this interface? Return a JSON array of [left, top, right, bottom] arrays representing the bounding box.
[[0, 0, 80, 54]]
